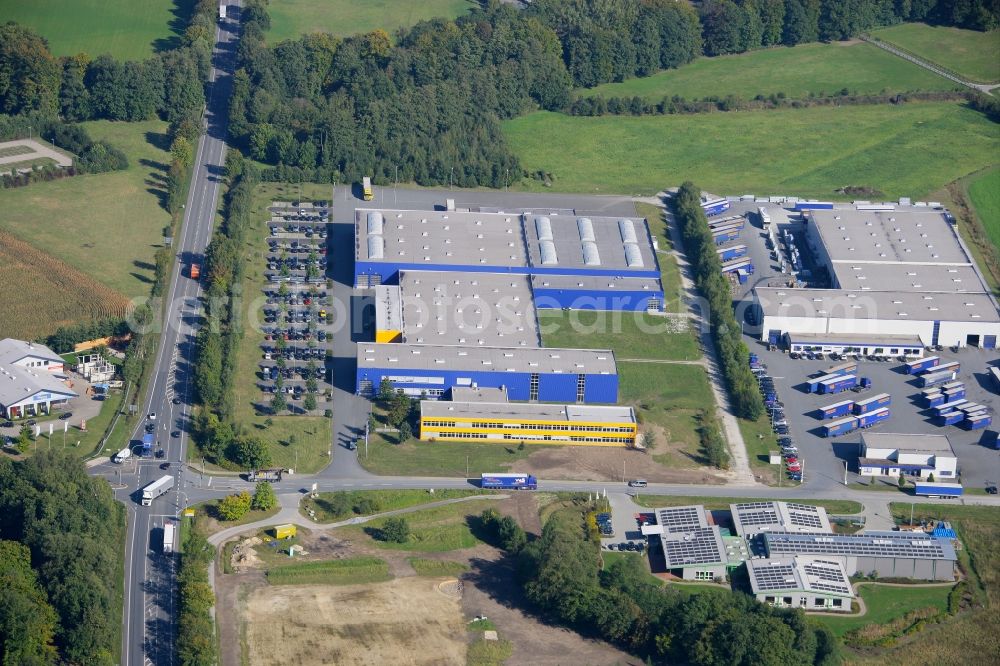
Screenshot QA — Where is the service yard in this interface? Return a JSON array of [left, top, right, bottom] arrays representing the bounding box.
[[244, 577, 467, 666]]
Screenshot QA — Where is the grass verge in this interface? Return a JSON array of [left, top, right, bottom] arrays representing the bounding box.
[[407, 557, 470, 577], [340, 499, 498, 553], [467, 636, 513, 666], [301, 489, 484, 522], [968, 168, 1000, 253], [737, 413, 783, 485], [357, 430, 532, 476], [633, 494, 863, 514], [187, 498, 282, 536], [537, 309, 700, 361], [816, 583, 952, 637], [634, 202, 683, 313], [504, 102, 1000, 198], [582, 41, 959, 101], [872, 23, 1000, 84], [265, 557, 392, 586]]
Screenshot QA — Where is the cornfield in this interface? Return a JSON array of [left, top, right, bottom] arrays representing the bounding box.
[[0, 230, 132, 340]]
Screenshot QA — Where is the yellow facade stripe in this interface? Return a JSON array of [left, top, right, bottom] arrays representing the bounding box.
[[424, 426, 634, 437], [419, 434, 631, 447], [422, 416, 635, 429]]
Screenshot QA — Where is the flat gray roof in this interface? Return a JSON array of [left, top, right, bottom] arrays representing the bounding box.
[[730, 502, 832, 536], [756, 287, 1000, 323], [357, 343, 617, 375], [0, 338, 62, 366], [809, 209, 969, 265], [375, 285, 402, 333], [763, 531, 957, 561], [861, 432, 955, 456], [747, 557, 854, 597], [530, 274, 663, 293], [523, 213, 657, 273], [786, 332, 924, 347], [450, 386, 508, 402], [831, 262, 986, 293], [356, 208, 527, 267], [420, 401, 635, 423], [398, 270, 539, 347]]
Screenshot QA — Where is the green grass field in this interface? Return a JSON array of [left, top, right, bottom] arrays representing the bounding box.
[[341, 499, 498, 552], [301, 489, 484, 522], [617, 362, 713, 469], [969, 168, 1000, 253], [0, 120, 172, 299], [633, 202, 683, 312], [537, 310, 700, 361], [738, 413, 785, 485], [0, 0, 192, 60], [874, 23, 1000, 84], [268, 0, 476, 41], [505, 102, 1000, 199], [583, 42, 958, 101], [265, 557, 392, 585], [357, 430, 532, 476], [817, 583, 952, 637]]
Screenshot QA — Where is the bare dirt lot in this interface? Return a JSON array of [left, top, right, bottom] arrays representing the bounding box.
[[513, 445, 725, 485], [245, 577, 467, 666]]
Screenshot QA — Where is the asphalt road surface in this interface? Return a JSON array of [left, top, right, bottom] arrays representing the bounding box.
[[111, 6, 242, 665]]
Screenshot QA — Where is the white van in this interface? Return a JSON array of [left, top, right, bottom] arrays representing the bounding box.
[[113, 447, 131, 464], [627, 479, 648, 488]]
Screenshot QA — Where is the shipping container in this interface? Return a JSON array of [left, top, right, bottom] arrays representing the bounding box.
[[957, 403, 984, 414], [820, 399, 855, 419], [825, 361, 858, 377], [964, 413, 992, 430], [708, 215, 745, 229], [936, 411, 964, 426], [721, 257, 753, 274], [819, 374, 857, 394], [935, 399, 968, 415], [914, 482, 963, 497], [854, 393, 891, 414], [823, 416, 859, 437], [923, 392, 945, 408], [920, 369, 957, 388], [716, 244, 748, 262], [905, 356, 940, 374], [858, 407, 890, 428], [808, 373, 842, 393]]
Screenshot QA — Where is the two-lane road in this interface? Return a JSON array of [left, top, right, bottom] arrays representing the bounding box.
[[111, 6, 242, 665]]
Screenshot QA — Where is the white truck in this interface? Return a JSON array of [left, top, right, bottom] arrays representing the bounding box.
[[113, 447, 132, 463], [218, 3, 227, 19], [141, 475, 174, 506], [162, 521, 176, 554]]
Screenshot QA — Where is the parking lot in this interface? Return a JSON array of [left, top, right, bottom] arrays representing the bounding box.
[[256, 202, 335, 412], [744, 343, 999, 492]]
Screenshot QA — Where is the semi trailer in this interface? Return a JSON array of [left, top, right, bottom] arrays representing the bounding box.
[[820, 400, 855, 419], [140, 475, 174, 506], [823, 416, 858, 437], [905, 356, 940, 374], [481, 473, 538, 490], [854, 393, 891, 415]]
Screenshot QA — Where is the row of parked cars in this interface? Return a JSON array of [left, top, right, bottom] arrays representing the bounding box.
[[608, 541, 645, 552], [750, 354, 801, 481]]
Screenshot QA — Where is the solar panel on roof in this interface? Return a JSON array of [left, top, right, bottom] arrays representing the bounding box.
[[535, 216, 553, 241], [619, 219, 638, 244], [540, 240, 558, 265], [577, 218, 596, 242], [582, 241, 601, 266], [367, 211, 383, 235], [624, 242, 644, 267]]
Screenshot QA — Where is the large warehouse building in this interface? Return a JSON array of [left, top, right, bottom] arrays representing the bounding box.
[[756, 206, 1000, 350]]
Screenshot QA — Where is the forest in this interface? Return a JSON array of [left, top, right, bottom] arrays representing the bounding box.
[[0, 452, 126, 665], [228, 0, 999, 188]]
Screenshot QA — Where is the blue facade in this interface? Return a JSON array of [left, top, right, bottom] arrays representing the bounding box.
[[355, 260, 661, 287], [356, 365, 618, 403], [533, 288, 664, 312]]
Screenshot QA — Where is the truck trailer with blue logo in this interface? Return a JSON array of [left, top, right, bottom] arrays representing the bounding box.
[[914, 481, 963, 498], [857, 407, 890, 429], [854, 393, 891, 415], [905, 356, 940, 374], [716, 244, 748, 262], [480, 473, 538, 490], [820, 400, 855, 419], [701, 197, 731, 217], [818, 374, 857, 394]]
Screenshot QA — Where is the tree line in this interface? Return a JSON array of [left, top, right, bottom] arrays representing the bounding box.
[[673, 182, 765, 421], [0, 451, 126, 665], [177, 531, 216, 666], [514, 504, 840, 664]]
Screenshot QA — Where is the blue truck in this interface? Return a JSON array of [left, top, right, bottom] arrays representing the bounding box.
[[854, 393, 891, 415], [701, 197, 731, 216], [481, 473, 538, 490], [936, 411, 964, 426], [823, 415, 858, 437], [905, 356, 940, 374], [716, 244, 748, 262], [857, 407, 890, 429], [914, 481, 963, 498], [964, 413, 992, 430], [820, 399, 855, 419], [818, 374, 857, 394], [141, 433, 154, 457]]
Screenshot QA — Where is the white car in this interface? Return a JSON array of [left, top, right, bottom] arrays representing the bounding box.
[[148, 413, 156, 421]]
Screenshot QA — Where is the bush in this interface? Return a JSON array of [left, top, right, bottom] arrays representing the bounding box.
[[251, 482, 276, 511], [377, 517, 410, 543], [217, 492, 252, 521]]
